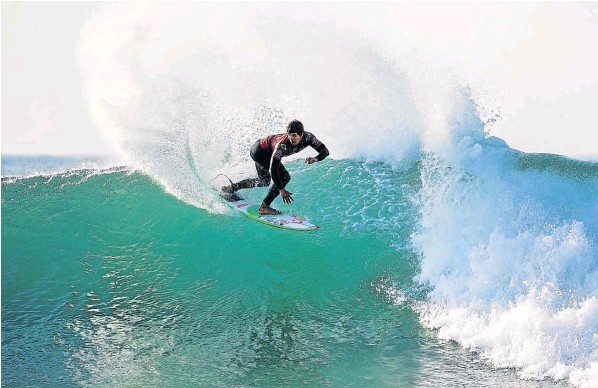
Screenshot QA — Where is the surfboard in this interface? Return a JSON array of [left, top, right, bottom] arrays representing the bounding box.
[[220, 192, 319, 231]]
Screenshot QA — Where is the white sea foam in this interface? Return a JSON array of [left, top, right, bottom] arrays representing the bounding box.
[[412, 134, 598, 385]]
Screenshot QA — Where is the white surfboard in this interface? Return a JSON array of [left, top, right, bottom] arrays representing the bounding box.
[[221, 193, 319, 231]]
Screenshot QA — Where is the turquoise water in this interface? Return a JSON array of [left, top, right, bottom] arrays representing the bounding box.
[[4, 2, 598, 386], [2, 155, 582, 387]]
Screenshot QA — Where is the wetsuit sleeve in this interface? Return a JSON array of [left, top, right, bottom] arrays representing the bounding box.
[[314, 143, 329, 161], [308, 134, 329, 161]]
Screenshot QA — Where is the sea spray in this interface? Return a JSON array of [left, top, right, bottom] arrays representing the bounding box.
[[76, 2, 443, 212]]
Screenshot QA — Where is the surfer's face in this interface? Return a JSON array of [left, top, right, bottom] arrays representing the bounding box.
[[288, 132, 303, 145]]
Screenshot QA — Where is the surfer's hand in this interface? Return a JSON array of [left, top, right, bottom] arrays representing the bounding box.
[[305, 157, 317, 164], [280, 189, 294, 204]]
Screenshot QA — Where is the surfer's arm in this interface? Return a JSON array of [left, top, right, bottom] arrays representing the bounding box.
[[307, 133, 329, 162], [313, 143, 329, 161]]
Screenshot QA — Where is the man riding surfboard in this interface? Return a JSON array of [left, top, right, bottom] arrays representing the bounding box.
[[221, 120, 329, 215]]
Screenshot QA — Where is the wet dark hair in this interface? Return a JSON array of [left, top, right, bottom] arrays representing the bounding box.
[[286, 120, 304, 135]]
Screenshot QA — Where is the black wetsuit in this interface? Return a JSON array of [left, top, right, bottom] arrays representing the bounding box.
[[231, 132, 329, 205]]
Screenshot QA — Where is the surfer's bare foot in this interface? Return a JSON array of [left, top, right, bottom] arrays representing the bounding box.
[[258, 204, 280, 215]]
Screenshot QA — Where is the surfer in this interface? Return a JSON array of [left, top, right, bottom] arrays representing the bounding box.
[[221, 120, 329, 215]]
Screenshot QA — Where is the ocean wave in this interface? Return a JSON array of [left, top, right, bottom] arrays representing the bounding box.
[[71, 2, 598, 386], [412, 139, 598, 386]]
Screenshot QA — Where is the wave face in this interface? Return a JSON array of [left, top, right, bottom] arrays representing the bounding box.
[[3, 2, 598, 387], [3, 153, 596, 387]]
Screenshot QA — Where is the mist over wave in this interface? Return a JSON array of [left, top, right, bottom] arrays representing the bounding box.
[[76, 3, 598, 386]]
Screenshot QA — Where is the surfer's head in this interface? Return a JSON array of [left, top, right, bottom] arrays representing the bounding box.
[[287, 120, 304, 135], [287, 120, 304, 145]]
